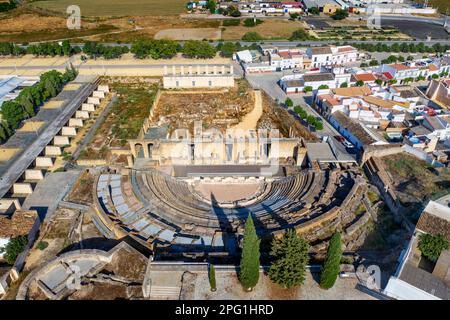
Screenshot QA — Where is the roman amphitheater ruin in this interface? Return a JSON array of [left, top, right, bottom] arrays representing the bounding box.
[[88, 78, 376, 261]]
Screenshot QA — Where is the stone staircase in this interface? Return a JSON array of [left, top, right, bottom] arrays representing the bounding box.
[[150, 285, 181, 300]]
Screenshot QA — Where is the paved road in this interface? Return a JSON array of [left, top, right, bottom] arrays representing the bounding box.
[[246, 73, 340, 138], [0, 78, 99, 199]]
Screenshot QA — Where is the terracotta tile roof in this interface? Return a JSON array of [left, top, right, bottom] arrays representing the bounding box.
[[317, 94, 340, 106], [389, 63, 411, 71], [0, 210, 37, 238], [353, 73, 377, 82], [337, 46, 356, 53], [311, 47, 332, 55], [363, 96, 410, 109], [428, 64, 439, 71], [333, 85, 371, 97]]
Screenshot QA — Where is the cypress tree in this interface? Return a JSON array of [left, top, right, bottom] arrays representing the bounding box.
[[239, 213, 260, 291], [209, 264, 217, 292], [268, 229, 309, 289], [320, 231, 343, 289]]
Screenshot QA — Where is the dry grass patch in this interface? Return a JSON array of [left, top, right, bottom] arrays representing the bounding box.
[[222, 20, 307, 40], [0, 148, 20, 161], [66, 171, 95, 205], [31, 0, 188, 17], [42, 100, 64, 109]]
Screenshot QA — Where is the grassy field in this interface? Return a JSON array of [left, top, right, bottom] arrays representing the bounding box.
[[30, 0, 187, 17]]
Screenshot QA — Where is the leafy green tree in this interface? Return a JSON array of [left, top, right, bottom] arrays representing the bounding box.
[[239, 214, 261, 291], [285, 98, 293, 107], [289, 29, 311, 41], [227, 5, 241, 17], [355, 80, 364, 87], [306, 115, 316, 126], [0, 235, 28, 265], [242, 32, 263, 42], [418, 233, 450, 263], [369, 60, 379, 66], [206, 0, 217, 14], [332, 9, 349, 20], [318, 85, 329, 90], [1, 100, 25, 129], [340, 82, 348, 88], [315, 120, 324, 131], [303, 86, 313, 92], [244, 18, 263, 27], [308, 7, 320, 15], [131, 39, 179, 60], [182, 41, 216, 59], [268, 229, 309, 289], [219, 42, 238, 58], [375, 79, 383, 85], [320, 231, 342, 289]]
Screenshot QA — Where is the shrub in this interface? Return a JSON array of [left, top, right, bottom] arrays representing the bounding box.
[[418, 233, 450, 263], [289, 29, 311, 41], [332, 9, 349, 20], [243, 18, 263, 27], [37, 241, 49, 251], [268, 229, 309, 289], [304, 86, 313, 92], [223, 19, 240, 27], [318, 85, 329, 90], [0, 235, 28, 265], [315, 121, 324, 131], [285, 98, 294, 107], [209, 264, 217, 291], [340, 82, 348, 88], [242, 32, 263, 41], [320, 231, 342, 289]]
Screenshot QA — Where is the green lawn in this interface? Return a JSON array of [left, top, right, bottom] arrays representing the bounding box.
[[30, 0, 187, 17]]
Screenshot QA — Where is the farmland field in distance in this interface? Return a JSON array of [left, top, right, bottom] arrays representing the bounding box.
[[30, 0, 188, 16]]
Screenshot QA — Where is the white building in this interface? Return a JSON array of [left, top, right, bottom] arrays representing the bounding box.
[[378, 63, 420, 81], [384, 201, 450, 300], [307, 45, 359, 68], [163, 65, 234, 89]]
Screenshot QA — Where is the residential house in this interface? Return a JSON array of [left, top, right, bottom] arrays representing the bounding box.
[[378, 63, 420, 81], [421, 114, 450, 141], [426, 79, 450, 108], [384, 200, 450, 300], [302, 0, 341, 14]]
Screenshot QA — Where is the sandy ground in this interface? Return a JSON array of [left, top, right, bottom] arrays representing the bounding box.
[[155, 28, 222, 40], [221, 20, 308, 40], [0, 148, 20, 161], [231, 90, 262, 131], [17, 121, 45, 132], [193, 271, 376, 300], [42, 100, 64, 109], [63, 83, 82, 91], [195, 183, 261, 203]]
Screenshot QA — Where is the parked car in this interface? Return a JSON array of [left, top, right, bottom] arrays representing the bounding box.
[[334, 135, 345, 143], [293, 69, 301, 74], [342, 140, 354, 148]]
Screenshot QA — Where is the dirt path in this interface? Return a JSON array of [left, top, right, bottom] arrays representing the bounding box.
[[231, 90, 262, 131]]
